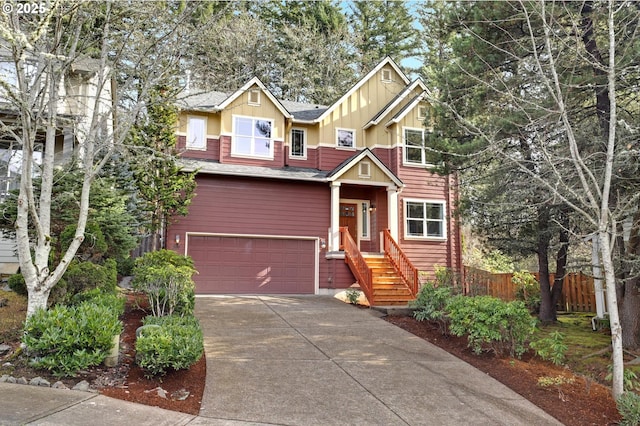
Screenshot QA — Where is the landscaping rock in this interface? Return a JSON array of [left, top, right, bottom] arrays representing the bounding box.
[[0, 374, 11, 382], [72, 380, 91, 392], [52, 381, 69, 390], [29, 377, 51, 387], [0, 344, 11, 356], [16, 377, 28, 385]]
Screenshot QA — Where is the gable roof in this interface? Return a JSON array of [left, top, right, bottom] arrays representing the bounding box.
[[314, 57, 411, 123], [385, 91, 427, 128], [218, 77, 292, 118], [364, 79, 428, 130], [327, 148, 404, 188], [177, 77, 292, 118]]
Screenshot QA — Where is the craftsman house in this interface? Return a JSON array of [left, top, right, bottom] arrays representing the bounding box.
[[169, 57, 462, 305]]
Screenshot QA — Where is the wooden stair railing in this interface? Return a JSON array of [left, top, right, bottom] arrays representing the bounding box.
[[340, 227, 375, 305], [383, 229, 419, 297]]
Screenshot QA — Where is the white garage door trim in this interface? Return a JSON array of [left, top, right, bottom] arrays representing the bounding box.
[[184, 232, 320, 294]]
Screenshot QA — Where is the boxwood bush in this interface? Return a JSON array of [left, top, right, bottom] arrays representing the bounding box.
[[22, 293, 124, 377], [446, 295, 536, 357], [135, 314, 204, 377]]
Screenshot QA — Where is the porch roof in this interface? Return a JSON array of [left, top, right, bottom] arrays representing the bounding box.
[[326, 148, 404, 188], [178, 158, 329, 182]]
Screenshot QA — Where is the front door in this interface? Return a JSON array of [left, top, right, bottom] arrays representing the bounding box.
[[340, 203, 358, 243]]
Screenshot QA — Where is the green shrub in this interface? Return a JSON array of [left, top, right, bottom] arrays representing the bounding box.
[[117, 256, 135, 277], [47, 259, 118, 306], [132, 250, 196, 317], [8, 273, 27, 296], [530, 330, 567, 365], [135, 314, 203, 377], [22, 295, 124, 377], [346, 289, 360, 304], [411, 282, 454, 335], [513, 271, 541, 314], [446, 295, 535, 357], [617, 392, 640, 426]]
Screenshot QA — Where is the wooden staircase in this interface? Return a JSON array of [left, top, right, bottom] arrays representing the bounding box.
[[363, 255, 415, 306]]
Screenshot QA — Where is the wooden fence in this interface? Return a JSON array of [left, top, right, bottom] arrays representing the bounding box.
[[463, 267, 597, 313]]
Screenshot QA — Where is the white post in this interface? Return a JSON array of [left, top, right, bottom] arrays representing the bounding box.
[[330, 182, 341, 251], [387, 186, 399, 240]]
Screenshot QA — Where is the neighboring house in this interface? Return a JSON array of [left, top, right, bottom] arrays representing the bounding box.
[[0, 51, 112, 275], [169, 57, 462, 305]]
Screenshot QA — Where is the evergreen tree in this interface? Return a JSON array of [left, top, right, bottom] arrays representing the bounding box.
[[128, 87, 196, 251], [349, 0, 420, 73]]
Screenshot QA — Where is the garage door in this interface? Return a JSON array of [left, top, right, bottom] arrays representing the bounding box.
[[187, 235, 316, 294]]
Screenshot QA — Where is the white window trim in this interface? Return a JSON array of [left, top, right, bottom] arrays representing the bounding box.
[[231, 114, 274, 159], [248, 89, 261, 106], [340, 198, 371, 242], [402, 126, 432, 167], [186, 115, 207, 151], [403, 198, 447, 241], [289, 128, 307, 159], [336, 128, 356, 149]]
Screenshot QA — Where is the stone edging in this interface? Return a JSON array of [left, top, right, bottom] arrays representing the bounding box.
[[0, 374, 96, 392]]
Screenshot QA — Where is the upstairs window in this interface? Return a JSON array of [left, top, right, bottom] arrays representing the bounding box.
[[403, 128, 426, 165], [290, 128, 306, 158], [233, 116, 273, 158], [337, 128, 355, 148], [405, 200, 446, 239], [186, 116, 206, 150]]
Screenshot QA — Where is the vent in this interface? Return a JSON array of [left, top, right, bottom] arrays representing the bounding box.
[[359, 162, 371, 178], [381, 68, 392, 82], [248, 90, 261, 106]]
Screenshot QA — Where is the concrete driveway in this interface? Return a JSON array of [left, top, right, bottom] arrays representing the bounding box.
[[194, 295, 561, 426]]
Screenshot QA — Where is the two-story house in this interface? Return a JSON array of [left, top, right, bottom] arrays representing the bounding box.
[[169, 57, 462, 305]]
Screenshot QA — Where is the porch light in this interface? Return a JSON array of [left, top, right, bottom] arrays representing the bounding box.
[[320, 238, 327, 250], [369, 203, 376, 212], [175, 234, 180, 247]]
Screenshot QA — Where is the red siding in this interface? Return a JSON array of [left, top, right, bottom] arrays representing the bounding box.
[[177, 136, 220, 161], [285, 146, 319, 169], [168, 175, 357, 291], [317, 146, 358, 170], [397, 162, 462, 277]]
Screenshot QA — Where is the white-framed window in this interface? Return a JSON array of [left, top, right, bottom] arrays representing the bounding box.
[[381, 68, 392, 82], [361, 201, 369, 239], [186, 116, 207, 150], [403, 127, 428, 165], [232, 115, 273, 158], [336, 128, 355, 148], [290, 128, 306, 158], [248, 90, 261, 106], [404, 199, 446, 239]]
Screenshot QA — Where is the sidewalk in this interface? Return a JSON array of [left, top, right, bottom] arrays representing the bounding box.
[[0, 295, 562, 425]]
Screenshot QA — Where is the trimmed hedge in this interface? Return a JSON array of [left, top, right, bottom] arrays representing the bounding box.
[[22, 292, 124, 377]]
